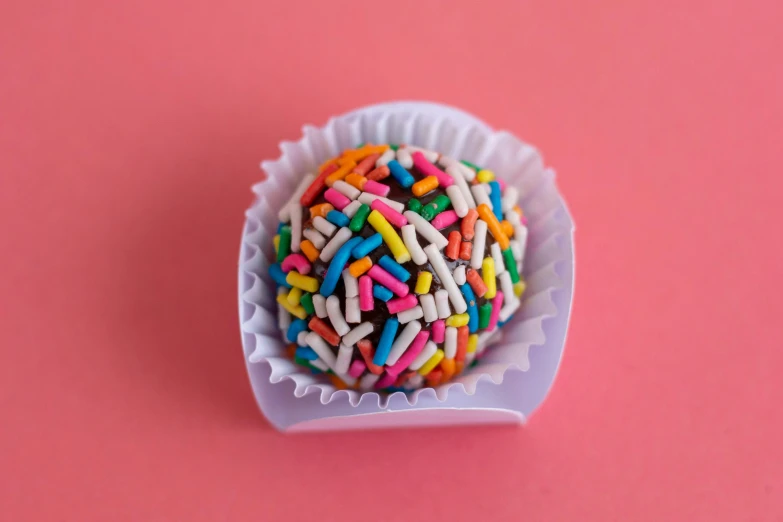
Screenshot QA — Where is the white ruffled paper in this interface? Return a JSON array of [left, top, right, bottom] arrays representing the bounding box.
[[239, 102, 574, 431]]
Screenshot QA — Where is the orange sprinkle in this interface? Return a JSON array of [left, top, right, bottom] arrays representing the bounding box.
[[345, 172, 367, 191], [455, 326, 469, 362], [328, 374, 349, 390], [465, 268, 488, 297], [357, 339, 384, 375], [348, 256, 372, 278], [440, 358, 456, 383], [425, 369, 443, 387], [309, 203, 334, 219], [308, 316, 341, 346], [513, 205, 524, 217], [500, 220, 514, 238], [325, 160, 356, 186], [300, 240, 320, 263], [319, 158, 338, 172], [461, 208, 479, 240], [445, 231, 461, 260], [353, 153, 381, 176], [394, 370, 417, 388], [366, 165, 390, 181], [411, 175, 439, 197], [476, 203, 510, 250], [342, 145, 388, 163], [459, 241, 472, 261]]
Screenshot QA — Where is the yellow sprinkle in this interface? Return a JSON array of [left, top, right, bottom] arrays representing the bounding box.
[[514, 280, 526, 298], [467, 334, 478, 353], [446, 313, 470, 327], [476, 169, 495, 183], [273, 235, 280, 256], [367, 209, 411, 264], [325, 160, 356, 186], [286, 272, 319, 293], [414, 272, 433, 294], [418, 349, 445, 376], [482, 257, 497, 299], [287, 287, 303, 306], [277, 293, 307, 320]]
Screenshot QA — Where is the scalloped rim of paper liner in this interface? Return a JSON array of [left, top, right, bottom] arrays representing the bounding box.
[[239, 103, 572, 410]]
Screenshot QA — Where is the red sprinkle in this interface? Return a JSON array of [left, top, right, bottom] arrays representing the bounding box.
[[300, 163, 339, 207], [445, 230, 461, 260], [465, 268, 488, 297], [308, 316, 340, 346], [461, 208, 479, 240], [357, 339, 384, 375], [456, 326, 469, 362], [366, 165, 390, 181], [353, 153, 381, 176], [459, 241, 472, 261]]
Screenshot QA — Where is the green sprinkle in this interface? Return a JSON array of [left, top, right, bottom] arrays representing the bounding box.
[[355, 142, 365, 148], [502, 248, 520, 284], [408, 198, 422, 214], [300, 293, 315, 315], [389, 144, 400, 151], [277, 226, 291, 262], [421, 194, 451, 221], [460, 159, 481, 171], [478, 303, 492, 329], [349, 203, 371, 232], [295, 355, 312, 368]]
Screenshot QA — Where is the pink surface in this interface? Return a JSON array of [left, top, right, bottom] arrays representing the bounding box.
[[1, 1, 781, 520]]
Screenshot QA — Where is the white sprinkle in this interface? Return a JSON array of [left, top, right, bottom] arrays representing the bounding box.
[[499, 298, 521, 322], [326, 295, 350, 336], [471, 184, 492, 209], [385, 320, 422, 366], [358, 192, 405, 213], [405, 373, 424, 389], [396, 147, 413, 168], [341, 321, 374, 347], [510, 239, 524, 274], [359, 372, 381, 390], [332, 180, 361, 200], [470, 220, 488, 270], [401, 224, 427, 265], [420, 293, 438, 322], [397, 305, 423, 324], [403, 211, 449, 250], [446, 185, 468, 218], [505, 210, 528, 255], [499, 271, 514, 302], [425, 243, 467, 314], [296, 330, 309, 347], [439, 156, 476, 181], [435, 289, 451, 319], [312, 294, 328, 318], [277, 286, 291, 331], [453, 265, 466, 285], [408, 341, 437, 371], [278, 173, 315, 222], [319, 227, 352, 262], [446, 165, 477, 209], [303, 228, 326, 250], [305, 332, 337, 370], [337, 372, 357, 387], [335, 343, 353, 375], [342, 269, 359, 297], [313, 216, 336, 237], [444, 326, 458, 359], [342, 200, 363, 218], [405, 145, 438, 163], [376, 148, 395, 167], [345, 296, 361, 323], [290, 204, 302, 252], [310, 358, 329, 371], [501, 186, 519, 213], [491, 242, 506, 275]]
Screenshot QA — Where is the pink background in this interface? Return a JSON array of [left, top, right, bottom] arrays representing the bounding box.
[[1, 1, 781, 520]]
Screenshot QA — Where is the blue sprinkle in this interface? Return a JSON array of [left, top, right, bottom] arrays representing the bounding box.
[[286, 319, 308, 343], [320, 236, 363, 297], [488, 181, 503, 220], [498, 319, 509, 328], [326, 210, 350, 227], [310, 366, 324, 375], [351, 233, 383, 259], [373, 284, 393, 302], [387, 159, 415, 188], [383, 386, 408, 393], [295, 346, 319, 360], [373, 317, 400, 366], [268, 263, 291, 288], [378, 255, 411, 282], [459, 283, 479, 333], [276, 222, 285, 234]]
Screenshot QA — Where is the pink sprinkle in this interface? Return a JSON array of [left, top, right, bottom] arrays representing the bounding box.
[[521, 215, 528, 225], [497, 179, 506, 190], [324, 188, 350, 211], [431, 320, 445, 343], [386, 330, 430, 375], [363, 180, 390, 197], [280, 253, 311, 274], [359, 275, 374, 311], [411, 151, 453, 188], [370, 199, 407, 228], [431, 210, 459, 230], [367, 265, 409, 297], [488, 291, 504, 331], [387, 294, 418, 314], [348, 359, 366, 378], [374, 371, 397, 389]]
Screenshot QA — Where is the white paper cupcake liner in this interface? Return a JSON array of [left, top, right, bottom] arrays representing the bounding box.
[[239, 101, 575, 431]]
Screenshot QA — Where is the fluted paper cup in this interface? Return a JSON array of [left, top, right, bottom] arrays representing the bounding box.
[[239, 101, 574, 431]]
